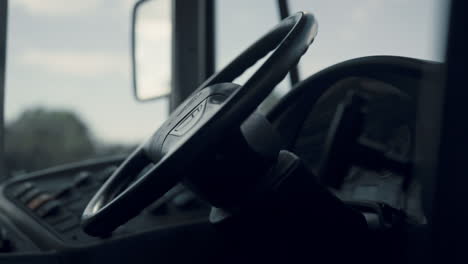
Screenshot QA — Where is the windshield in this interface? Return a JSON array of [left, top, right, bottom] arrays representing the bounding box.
[[289, 0, 447, 75], [216, 0, 447, 112], [4, 0, 447, 178]]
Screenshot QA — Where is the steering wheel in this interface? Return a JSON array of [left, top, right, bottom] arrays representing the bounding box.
[[82, 12, 318, 237]]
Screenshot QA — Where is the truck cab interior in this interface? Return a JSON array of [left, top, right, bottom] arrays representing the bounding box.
[[0, 0, 467, 263]]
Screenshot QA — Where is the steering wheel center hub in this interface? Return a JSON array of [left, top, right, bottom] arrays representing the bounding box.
[[144, 83, 240, 162]]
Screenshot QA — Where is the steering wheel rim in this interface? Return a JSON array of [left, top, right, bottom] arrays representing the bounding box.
[[82, 12, 318, 237]]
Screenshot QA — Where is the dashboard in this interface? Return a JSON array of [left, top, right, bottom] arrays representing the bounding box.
[[269, 57, 442, 226], [0, 56, 440, 259], [0, 156, 210, 252]]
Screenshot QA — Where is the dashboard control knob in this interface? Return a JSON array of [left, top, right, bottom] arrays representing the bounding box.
[[19, 188, 42, 204], [27, 193, 53, 210], [12, 182, 34, 198], [74, 171, 92, 187], [36, 200, 61, 218], [54, 185, 72, 199]]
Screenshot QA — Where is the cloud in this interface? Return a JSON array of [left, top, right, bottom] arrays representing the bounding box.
[[19, 49, 129, 78], [121, 0, 137, 12], [11, 0, 138, 17], [11, 0, 101, 16], [337, 0, 385, 42]]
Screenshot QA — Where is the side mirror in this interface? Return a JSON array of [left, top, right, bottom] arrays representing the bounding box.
[[131, 0, 172, 101]]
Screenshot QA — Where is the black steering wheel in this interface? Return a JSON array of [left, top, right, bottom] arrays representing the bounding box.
[[82, 12, 318, 237]]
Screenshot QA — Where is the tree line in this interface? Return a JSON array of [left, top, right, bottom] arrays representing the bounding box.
[[4, 107, 134, 177]]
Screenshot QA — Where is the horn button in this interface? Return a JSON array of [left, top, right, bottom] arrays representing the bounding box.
[[143, 83, 239, 162]]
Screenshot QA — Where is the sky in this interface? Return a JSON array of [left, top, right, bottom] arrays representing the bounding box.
[[5, 0, 448, 146]]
